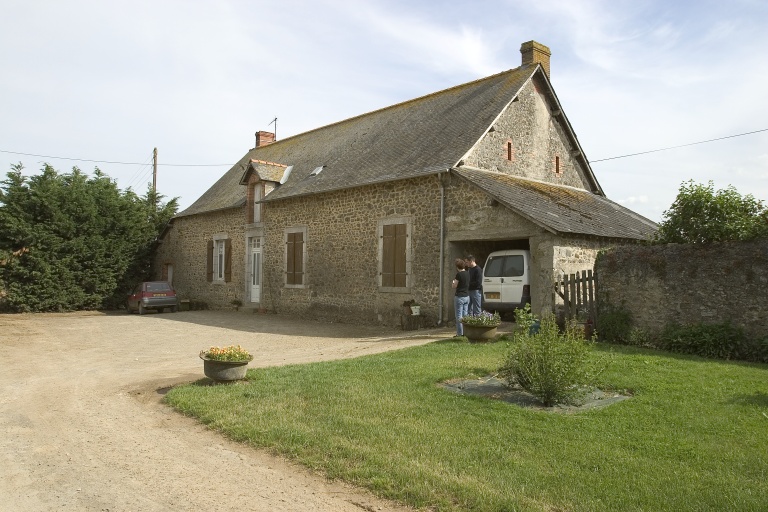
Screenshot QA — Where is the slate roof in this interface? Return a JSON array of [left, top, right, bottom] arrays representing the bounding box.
[[454, 166, 657, 240], [178, 64, 541, 217]]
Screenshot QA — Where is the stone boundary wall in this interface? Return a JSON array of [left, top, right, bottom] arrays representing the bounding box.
[[595, 240, 768, 339]]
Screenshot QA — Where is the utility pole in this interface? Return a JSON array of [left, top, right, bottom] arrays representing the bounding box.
[[152, 147, 158, 194]]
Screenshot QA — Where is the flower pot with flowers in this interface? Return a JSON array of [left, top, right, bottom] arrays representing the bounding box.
[[461, 311, 501, 342], [199, 345, 253, 381]]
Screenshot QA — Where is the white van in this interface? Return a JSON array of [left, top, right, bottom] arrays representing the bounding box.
[[481, 250, 531, 313]]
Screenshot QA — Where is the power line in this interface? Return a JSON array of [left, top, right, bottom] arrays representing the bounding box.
[[4, 126, 766, 168], [591, 128, 768, 163], [124, 152, 154, 190], [0, 149, 233, 167]]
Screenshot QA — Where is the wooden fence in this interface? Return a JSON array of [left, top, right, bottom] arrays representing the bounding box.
[[554, 270, 596, 322]]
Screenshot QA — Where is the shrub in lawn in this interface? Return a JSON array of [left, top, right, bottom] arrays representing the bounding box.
[[500, 310, 600, 406]]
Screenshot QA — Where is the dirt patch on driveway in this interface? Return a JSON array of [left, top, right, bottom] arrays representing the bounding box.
[[0, 310, 456, 511]]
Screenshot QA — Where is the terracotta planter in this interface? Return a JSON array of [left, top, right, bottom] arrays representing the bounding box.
[[461, 324, 499, 342], [200, 355, 252, 381]]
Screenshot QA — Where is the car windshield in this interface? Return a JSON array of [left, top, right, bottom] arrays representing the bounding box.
[[145, 282, 172, 292]]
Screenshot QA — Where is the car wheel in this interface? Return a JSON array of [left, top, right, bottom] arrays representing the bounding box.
[[139, 303, 146, 315], [171, 305, 178, 313]]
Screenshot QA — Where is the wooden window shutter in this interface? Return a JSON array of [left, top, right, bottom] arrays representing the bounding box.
[[294, 232, 304, 285], [286, 232, 304, 285], [394, 223, 406, 287], [286, 233, 295, 285], [382, 224, 395, 287], [206, 240, 214, 282], [382, 223, 407, 287], [224, 238, 232, 282]]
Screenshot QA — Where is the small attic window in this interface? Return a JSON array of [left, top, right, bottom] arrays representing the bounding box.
[[309, 166, 324, 177], [504, 139, 515, 162], [554, 156, 562, 176]]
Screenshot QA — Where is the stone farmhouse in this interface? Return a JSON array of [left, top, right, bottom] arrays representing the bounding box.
[[154, 41, 657, 327]]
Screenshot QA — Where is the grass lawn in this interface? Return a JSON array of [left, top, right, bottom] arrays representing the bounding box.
[[165, 339, 768, 511]]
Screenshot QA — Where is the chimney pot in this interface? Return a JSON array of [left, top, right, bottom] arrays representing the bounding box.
[[255, 131, 276, 148], [520, 40, 551, 79]]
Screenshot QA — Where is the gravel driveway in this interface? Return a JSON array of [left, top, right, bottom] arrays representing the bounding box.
[[1, 310, 454, 511]]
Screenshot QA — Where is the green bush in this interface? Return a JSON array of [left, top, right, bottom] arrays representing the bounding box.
[[0, 163, 177, 311], [658, 322, 768, 362], [499, 310, 601, 406], [597, 304, 633, 344]]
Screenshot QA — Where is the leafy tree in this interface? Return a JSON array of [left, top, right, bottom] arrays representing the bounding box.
[[655, 180, 768, 244], [0, 163, 177, 312]]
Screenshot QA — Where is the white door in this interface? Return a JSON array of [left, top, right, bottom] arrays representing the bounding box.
[[249, 237, 262, 303], [166, 264, 174, 285]]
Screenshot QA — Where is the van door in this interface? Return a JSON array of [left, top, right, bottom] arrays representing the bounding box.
[[483, 251, 528, 310]]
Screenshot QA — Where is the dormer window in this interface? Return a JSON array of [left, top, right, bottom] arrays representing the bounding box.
[[251, 183, 262, 223], [309, 166, 324, 177]]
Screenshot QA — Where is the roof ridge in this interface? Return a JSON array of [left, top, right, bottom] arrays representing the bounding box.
[[249, 159, 287, 167], [256, 65, 537, 149]]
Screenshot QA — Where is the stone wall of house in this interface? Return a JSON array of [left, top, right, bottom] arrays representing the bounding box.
[[154, 207, 246, 308], [595, 240, 768, 339], [262, 175, 443, 326], [464, 79, 589, 190], [155, 172, 635, 326]]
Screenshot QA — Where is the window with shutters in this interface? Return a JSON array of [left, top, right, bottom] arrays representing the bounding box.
[[206, 234, 231, 283], [252, 183, 262, 223], [378, 217, 411, 291], [284, 227, 307, 287]]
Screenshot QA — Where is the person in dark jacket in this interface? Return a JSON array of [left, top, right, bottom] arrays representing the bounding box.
[[465, 255, 483, 316], [452, 258, 470, 336]]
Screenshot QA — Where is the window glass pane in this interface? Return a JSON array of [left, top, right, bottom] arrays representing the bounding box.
[[146, 282, 171, 292], [485, 255, 524, 277], [502, 256, 524, 277], [252, 252, 260, 285], [484, 256, 504, 277], [253, 185, 262, 222], [215, 240, 225, 279]]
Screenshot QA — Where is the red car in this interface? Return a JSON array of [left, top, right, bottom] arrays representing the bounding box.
[[127, 281, 179, 315]]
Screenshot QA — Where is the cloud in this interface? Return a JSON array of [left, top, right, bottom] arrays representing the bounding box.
[[2, 0, 768, 220]]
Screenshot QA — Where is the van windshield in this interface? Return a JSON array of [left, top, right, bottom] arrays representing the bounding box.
[[485, 255, 524, 277]]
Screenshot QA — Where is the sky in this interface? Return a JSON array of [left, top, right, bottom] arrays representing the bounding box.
[[2, 0, 767, 223]]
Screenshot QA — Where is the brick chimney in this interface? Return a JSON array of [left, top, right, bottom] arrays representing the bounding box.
[[255, 131, 276, 147], [520, 41, 551, 78]]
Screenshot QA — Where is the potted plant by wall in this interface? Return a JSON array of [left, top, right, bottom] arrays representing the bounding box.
[[199, 345, 253, 381], [231, 299, 243, 311], [402, 299, 420, 316], [461, 311, 501, 342]]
